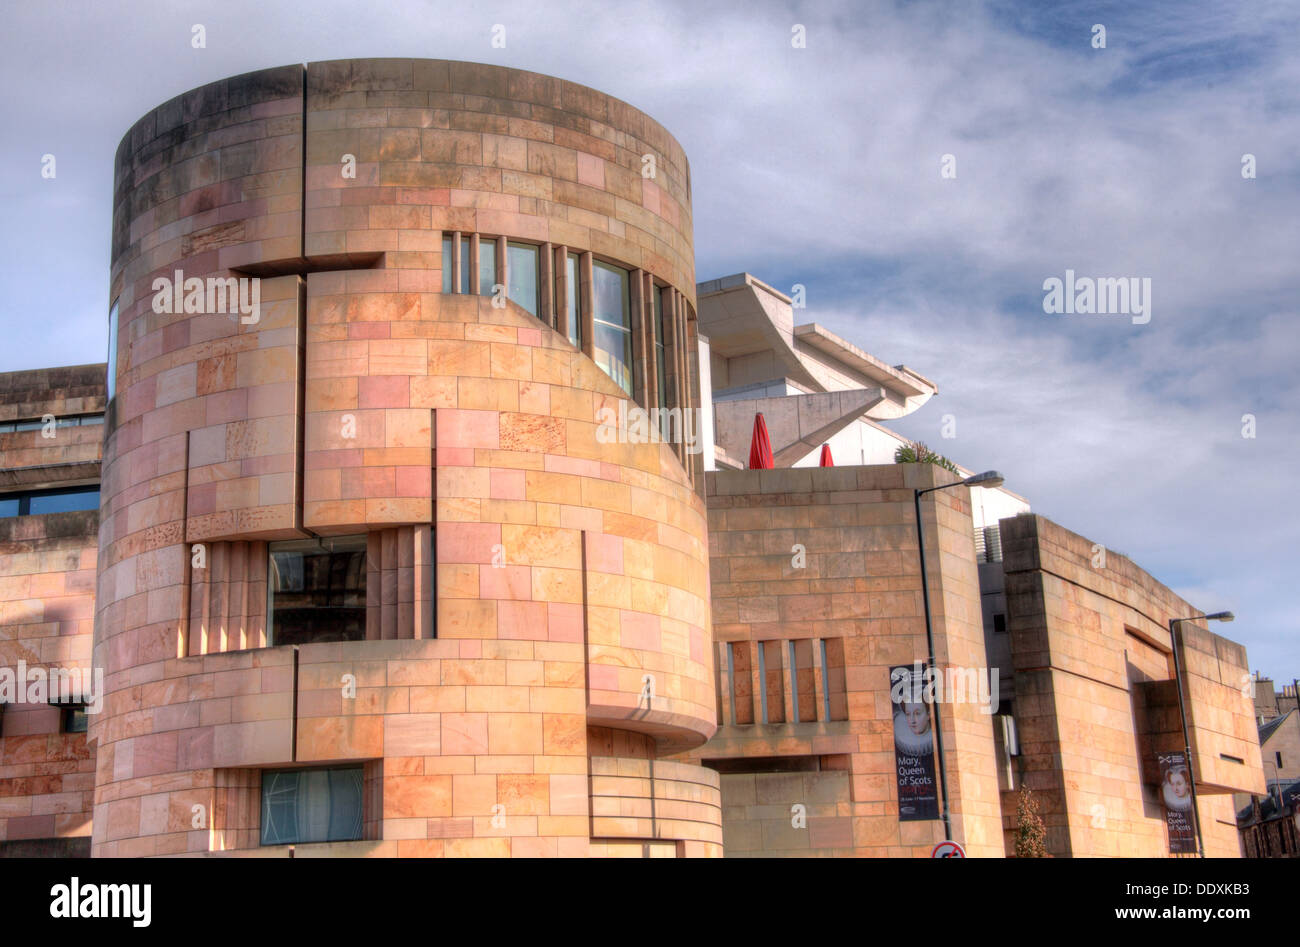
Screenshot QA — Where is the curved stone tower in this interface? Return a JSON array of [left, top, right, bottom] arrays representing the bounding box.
[[96, 60, 716, 856]]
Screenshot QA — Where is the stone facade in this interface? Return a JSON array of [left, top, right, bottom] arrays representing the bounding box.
[[680, 463, 1004, 857], [0, 365, 105, 854], [91, 59, 716, 857], [0, 58, 1270, 859], [999, 513, 1263, 857]]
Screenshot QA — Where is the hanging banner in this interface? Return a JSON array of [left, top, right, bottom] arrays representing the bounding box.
[[890, 663, 939, 821], [1158, 752, 1196, 853]]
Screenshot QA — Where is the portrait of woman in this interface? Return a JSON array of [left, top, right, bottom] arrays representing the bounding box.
[[1161, 763, 1193, 811], [892, 701, 934, 757]]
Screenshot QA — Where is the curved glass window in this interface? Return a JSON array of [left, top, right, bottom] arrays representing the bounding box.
[[478, 239, 497, 296], [566, 252, 580, 348], [653, 285, 668, 410], [261, 766, 363, 846], [507, 242, 539, 317], [106, 299, 119, 402], [592, 261, 632, 395]]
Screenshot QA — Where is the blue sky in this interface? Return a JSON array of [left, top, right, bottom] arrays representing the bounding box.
[[1, 0, 1295, 676]]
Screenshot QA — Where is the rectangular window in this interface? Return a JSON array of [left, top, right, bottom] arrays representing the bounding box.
[[507, 242, 539, 317], [260, 766, 364, 846], [0, 486, 100, 517], [459, 238, 472, 294], [61, 705, 88, 734], [478, 238, 497, 297], [267, 535, 367, 646], [653, 285, 668, 410], [441, 236, 453, 294], [107, 300, 119, 402], [566, 252, 580, 348], [592, 261, 632, 395], [1278, 752, 1284, 768]]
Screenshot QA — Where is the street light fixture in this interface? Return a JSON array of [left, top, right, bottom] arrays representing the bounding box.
[[1168, 610, 1236, 858], [913, 470, 1004, 841]]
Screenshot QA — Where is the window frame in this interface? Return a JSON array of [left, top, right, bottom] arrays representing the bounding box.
[[506, 241, 541, 317], [266, 534, 368, 647], [259, 764, 365, 847], [591, 259, 633, 395]]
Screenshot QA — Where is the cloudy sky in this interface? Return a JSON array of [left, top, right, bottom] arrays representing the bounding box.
[[1, 0, 1295, 675]]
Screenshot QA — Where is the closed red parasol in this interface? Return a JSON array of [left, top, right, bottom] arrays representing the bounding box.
[[819, 443, 834, 467], [748, 413, 774, 469]]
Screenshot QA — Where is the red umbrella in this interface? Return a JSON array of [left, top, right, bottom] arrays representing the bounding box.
[[819, 443, 834, 467], [748, 413, 774, 469]]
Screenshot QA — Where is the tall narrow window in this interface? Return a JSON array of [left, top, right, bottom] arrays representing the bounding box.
[[652, 285, 667, 411], [592, 261, 632, 395], [566, 252, 580, 348], [459, 238, 472, 294], [507, 242, 539, 316], [106, 299, 119, 402], [441, 236, 453, 294], [478, 238, 496, 297], [267, 535, 367, 645], [260, 766, 364, 846]]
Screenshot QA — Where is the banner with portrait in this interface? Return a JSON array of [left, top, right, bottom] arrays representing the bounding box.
[[890, 663, 939, 821], [1158, 751, 1196, 853]]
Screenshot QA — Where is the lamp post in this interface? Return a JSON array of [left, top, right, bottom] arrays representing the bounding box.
[[913, 468, 1004, 842], [1168, 610, 1234, 859]]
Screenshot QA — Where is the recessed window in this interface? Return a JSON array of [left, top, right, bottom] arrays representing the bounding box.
[[507, 242, 540, 317], [566, 252, 581, 348], [478, 238, 497, 297], [107, 299, 119, 403], [993, 613, 1007, 633], [1278, 752, 1284, 768], [60, 705, 88, 734], [267, 535, 367, 646], [441, 236, 453, 294], [653, 285, 668, 410], [0, 486, 100, 518], [592, 261, 632, 395], [459, 237, 472, 294], [260, 766, 364, 846]]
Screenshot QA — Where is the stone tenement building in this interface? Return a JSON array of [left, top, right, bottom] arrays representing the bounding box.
[[0, 59, 1264, 857]]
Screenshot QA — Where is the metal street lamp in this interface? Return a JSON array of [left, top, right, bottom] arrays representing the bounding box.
[[913, 470, 1004, 841], [1168, 610, 1234, 858]]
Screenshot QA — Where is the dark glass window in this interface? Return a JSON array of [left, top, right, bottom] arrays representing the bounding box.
[[61, 705, 88, 734], [260, 766, 364, 846], [267, 535, 367, 645], [653, 284, 668, 410]]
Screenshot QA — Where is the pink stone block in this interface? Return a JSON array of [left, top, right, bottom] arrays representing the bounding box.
[[497, 600, 547, 639], [547, 603, 584, 643], [359, 375, 410, 408], [490, 469, 525, 500], [436, 408, 500, 450], [584, 533, 623, 574], [438, 522, 502, 564], [479, 565, 533, 601]]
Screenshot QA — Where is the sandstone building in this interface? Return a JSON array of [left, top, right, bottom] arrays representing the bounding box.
[[0, 59, 1264, 857]]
